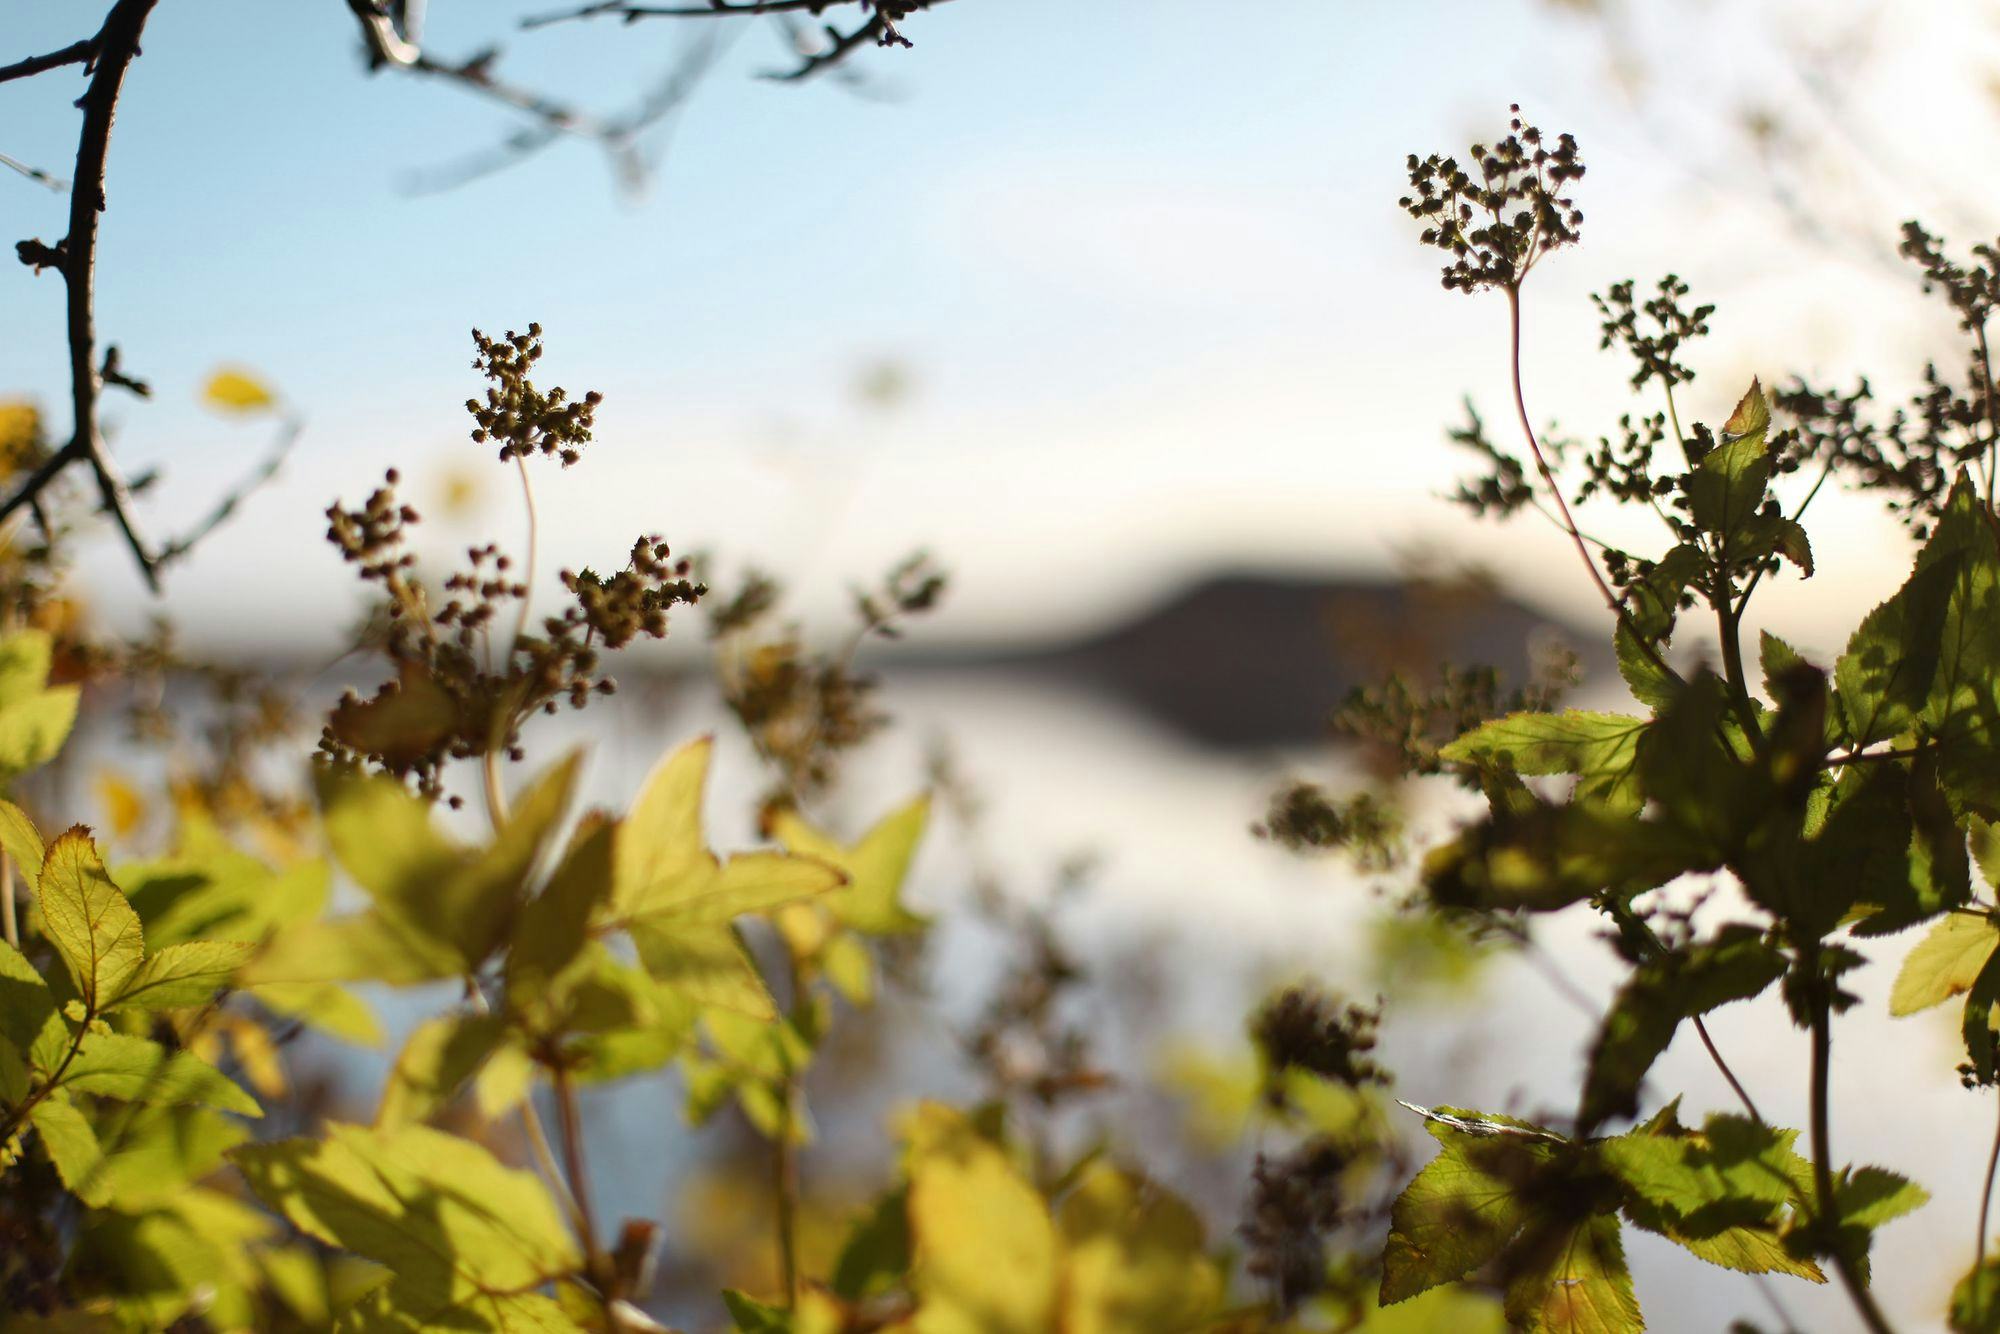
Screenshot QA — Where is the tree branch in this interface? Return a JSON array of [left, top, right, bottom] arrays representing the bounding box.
[[11, 0, 166, 591], [0, 37, 97, 87]]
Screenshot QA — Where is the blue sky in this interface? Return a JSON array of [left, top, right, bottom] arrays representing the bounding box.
[[0, 0, 1976, 652]]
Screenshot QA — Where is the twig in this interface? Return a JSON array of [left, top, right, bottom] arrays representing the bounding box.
[[349, 0, 700, 192], [521, 0, 955, 81], [37, 0, 166, 592], [1806, 961, 1900, 1334], [1976, 1094, 2000, 1330], [1691, 1013, 1763, 1125], [0, 38, 97, 86]]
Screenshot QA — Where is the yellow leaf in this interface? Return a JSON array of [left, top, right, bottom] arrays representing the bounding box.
[[202, 367, 276, 414], [1891, 911, 2000, 1016], [1057, 1162, 1223, 1333], [902, 1103, 1057, 1334]]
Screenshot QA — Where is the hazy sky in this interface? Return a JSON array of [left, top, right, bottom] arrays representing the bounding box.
[[3, 0, 1994, 657]]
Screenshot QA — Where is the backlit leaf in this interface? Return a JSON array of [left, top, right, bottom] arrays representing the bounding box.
[[38, 827, 144, 1012]]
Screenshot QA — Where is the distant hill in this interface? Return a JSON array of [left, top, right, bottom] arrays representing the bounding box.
[[896, 572, 1591, 749]]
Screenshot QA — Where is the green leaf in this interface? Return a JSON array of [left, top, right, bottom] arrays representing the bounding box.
[[771, 796, 931, 934], [107, 939, 253, 1011], [376, 1013, 508, 1128], [0, 797, 45, 881], [1834, 1166, 1928, 1230], [722, 1290, 790, 1333], [1759, 631, 1812, 699], [608, 739, 842, 1018], [38, 827, 145, 1012], [1615, 622, 1676, 712], [1441, 712, 1649, 810], [1686, 380, 1773, 539], [1916, 476, 2000, 817], [1835, 552, 1959, 748], [1502, 1212, 1643, 1334], [1891, 911, 2000, 1016], [32, 1092, 112, 1206], [316, 756, 577, 970], [85, 1104, 249, 1207], [1951, 1253, 2000, 1333], [241, 910, 464, 988], [1381, 1110, 1565, 1304], [831, 1186, 911, 1301], [506, 814, 613, 1003], [1421, 801, 1704, 914], [0, 936, 67, 1075], [233, 1122, 581, 1307], [61, 1031, 260, 1116]]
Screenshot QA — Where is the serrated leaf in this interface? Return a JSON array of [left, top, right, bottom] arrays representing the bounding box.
[[61, 1031, 260, 1115], [1441, 712, 1649, 810], [1835, 551, 1958, 748], [233, 1122, 581, 1306], [1891, 911, 2000, 1016], [1502, 1212, 1643, 1334], [1381, 1111, 1564, 1304], [107, 939, 253, 1011], [1835, 1166, 1928, 1230], [38, 827, 144, 1012]]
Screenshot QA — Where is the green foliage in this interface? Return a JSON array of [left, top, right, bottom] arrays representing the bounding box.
[[1321, 108, 2000, 1334]]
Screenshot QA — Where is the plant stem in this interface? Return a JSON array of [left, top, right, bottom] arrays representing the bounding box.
[[1806, 968, 1899, 1334], [511, 454, 539, 654], [774, 1095, 800, 1309], [1691, 1013, 1763, 1125], [1504, 286, 1681, 688], [1976, 1094, 2000, 1330], [552, 1062, 608, 1284], [774, 954, 804, 1309]]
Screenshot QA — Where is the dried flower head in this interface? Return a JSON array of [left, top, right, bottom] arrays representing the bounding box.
[[1401, 106, 1585, 293], [466, 323, 601, 467]]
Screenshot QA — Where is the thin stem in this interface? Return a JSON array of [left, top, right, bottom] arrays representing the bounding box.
[[773, 953, 804, 1309], [1978, 323, 2000, 508], [1691, 1013, 1762, 1124], [511, 454, 538, 654], [552, 1062, 606, 1282], [1976, 1094, 2000, 1330], [1806, 967, 1899, 1334], [774, 1098, 800, 1309], [1505, 286, 1681, 688]]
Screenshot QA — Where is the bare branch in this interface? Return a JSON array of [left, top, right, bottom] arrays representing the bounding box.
[[0, 37, 96, 87], [519, 0, 954, 81], [401, 28, 726, 196], [9, 0, 168, 592], [347, 0, 706, 189]]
